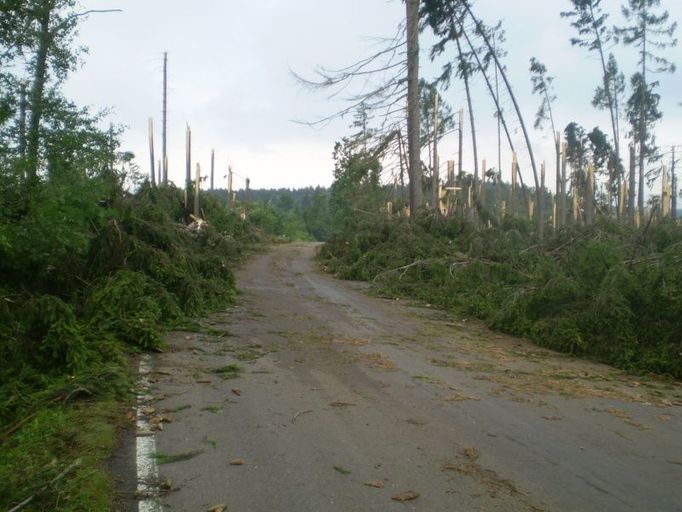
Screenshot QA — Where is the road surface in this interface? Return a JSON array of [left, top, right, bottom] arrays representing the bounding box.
[[125, 242, 682, 511]]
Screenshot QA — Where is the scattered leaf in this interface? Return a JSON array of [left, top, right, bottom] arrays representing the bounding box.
[[229, 458, 245, 466], [462, 447, 479, 460], [333, 465, 351, 475], [291, 409, 313, 424], [231, 388, 242, 396], [214, 364, 244, 380], [329, 401, 356, 407], [364, 480, 385, 488], [391, 490, 420, 502], [208, 505, 227, 512], [333, 338, 369, 346], [153, 450, 202, 465]]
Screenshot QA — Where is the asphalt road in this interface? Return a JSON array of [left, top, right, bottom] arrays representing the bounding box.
[[130, 242, 682, 512]]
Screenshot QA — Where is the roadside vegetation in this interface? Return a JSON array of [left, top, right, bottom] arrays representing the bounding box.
[[322, 213, 682, 378], [0, 3, 330, 510], [308, 0, 681, 380]]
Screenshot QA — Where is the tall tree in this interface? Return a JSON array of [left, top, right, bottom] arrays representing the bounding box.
[[529, 57, 561, 226], [561, 0, 625, 211], [616, 0, 677, 212], [406, 0, 422, 214], [625, 71, 662, 209], [24, 0, 79, 181], [3, 1, 118, 181], [565, 122, 588, 222]]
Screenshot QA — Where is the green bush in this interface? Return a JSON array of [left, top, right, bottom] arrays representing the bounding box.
[[321, 215, 682, 378]]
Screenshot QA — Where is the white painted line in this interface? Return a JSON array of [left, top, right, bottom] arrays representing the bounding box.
[[136, 354, 163, 512]]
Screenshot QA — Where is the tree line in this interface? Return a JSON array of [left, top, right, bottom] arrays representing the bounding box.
[[302, 0, 679, 234]]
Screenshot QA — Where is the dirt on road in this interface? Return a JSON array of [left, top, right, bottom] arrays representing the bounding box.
[[125, 242, 682, 512]]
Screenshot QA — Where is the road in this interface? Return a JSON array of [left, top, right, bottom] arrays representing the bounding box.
[[129, 242, 682, 512]]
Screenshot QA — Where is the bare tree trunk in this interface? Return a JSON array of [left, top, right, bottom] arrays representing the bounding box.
[[560, 140, 567, 226], [431, 92, 440, 212], [148, 118, 156, 187], [210, 148, 215, 191], [540, 162, 546, 230], [185, 125, 191, 212], [628, 144, 636, 225], [457, 108, 464, 179], [406, 0, 422, 216], [397, 129, 406, 195], [194, 163, 201, 219], [511, 152, 517, 217], [162, 52, 168, 184], [638, 44, 646, 214], [227, 166, 234, 210], [661, 164, 670, 218], [18, 82, 27, 163], [554, 133, 561, 227], [672, 146, 677, 220], [26, 5, 52, 182], [585, 164, 594, 225]]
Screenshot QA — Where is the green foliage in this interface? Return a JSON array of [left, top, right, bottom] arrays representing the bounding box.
[[0, 400, 121, 512], [212, 187, 332, 241], [322, 216, 682, 378]]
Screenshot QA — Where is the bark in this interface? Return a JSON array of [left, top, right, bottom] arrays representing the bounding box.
[[638, 23, 646, 214], [431, 93, 440, 212], [672, 147, 677, 219], [18, 82, 27, 154], [629, 144, 636, 224], [162, 52, 168, 184], [406, 0, 422, 215], [210, 148, 215, 191], [26, 5, 52, 181]]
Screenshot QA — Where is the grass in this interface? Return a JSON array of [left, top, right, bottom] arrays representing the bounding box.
[[201, 406, 222, 413], [333, 465, 352, 475], [213, 364, 244, 379], [165, 404, 191, 413], [233, 346, 265, 361], [412, 374, 440, 383], [153, 450, 202, 465], [0, 400, 123, 511]]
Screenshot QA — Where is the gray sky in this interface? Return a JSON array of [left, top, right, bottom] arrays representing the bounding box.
[[64, 0, 681, 192]]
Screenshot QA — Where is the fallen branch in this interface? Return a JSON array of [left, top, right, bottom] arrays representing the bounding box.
[[291, 409, 313, 424], [8, 458, 82, 512], [372, 259, 431, 283]]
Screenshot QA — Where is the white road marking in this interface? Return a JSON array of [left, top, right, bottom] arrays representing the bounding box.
[[136, 354, 163, 512]]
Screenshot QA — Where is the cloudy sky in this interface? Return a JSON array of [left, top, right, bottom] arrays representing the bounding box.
[[64, 0, 681, 192]]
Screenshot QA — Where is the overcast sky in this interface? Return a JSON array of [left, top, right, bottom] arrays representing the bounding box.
[[64, 0, 681, 192]]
